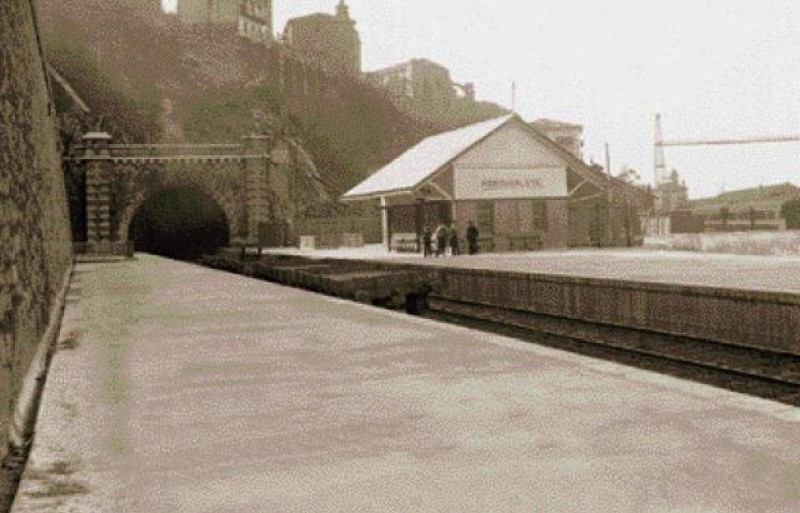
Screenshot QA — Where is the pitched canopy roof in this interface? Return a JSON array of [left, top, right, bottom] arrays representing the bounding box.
[[340, 113, 629, 202], [342, 114, 514, 200]]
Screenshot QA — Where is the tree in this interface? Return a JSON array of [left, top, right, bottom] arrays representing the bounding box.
[[616, 166, 642, 185], [781, 198, 800, 229]]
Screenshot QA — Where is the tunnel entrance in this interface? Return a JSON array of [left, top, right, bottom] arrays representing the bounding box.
[[129, 188, 230, 261]]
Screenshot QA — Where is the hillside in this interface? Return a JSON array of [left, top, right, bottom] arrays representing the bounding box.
[[690, 182, 800, 208], [37, 0, 506, 197]]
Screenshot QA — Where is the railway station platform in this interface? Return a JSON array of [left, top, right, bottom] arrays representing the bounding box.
[[265, 245, 800, 294], [258, 247, 800, 363], [12, 255, 799, 512]]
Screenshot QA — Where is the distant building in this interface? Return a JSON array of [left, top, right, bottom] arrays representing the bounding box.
[[238, 0, 273, 44], [178, 0, 239, 24], [648, 181, 800, 235], [369, 59, 451, 100], [367, 58, 475, 103], [283, 1, 361, 75], [654, 169, 689, 213], [529, 119, 584, 160]]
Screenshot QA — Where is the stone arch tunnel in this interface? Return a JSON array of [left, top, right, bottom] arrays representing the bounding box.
[[129, 187, 231, 261], [64, 132, 330, 259]]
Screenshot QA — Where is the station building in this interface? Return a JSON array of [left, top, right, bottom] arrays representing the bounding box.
[[341, 115, 652, 252]]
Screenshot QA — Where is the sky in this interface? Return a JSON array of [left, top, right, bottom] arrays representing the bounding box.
[[162, 0, 800, 198]]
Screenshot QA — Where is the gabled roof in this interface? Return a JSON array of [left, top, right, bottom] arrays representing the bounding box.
[[341, 114, 514, 200], [341, 113, 619, 202]]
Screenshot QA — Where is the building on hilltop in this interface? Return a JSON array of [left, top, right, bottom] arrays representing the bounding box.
[[239, 0, 273, 44], [178, 0, 239, 24], [367, 58, 476, 104], [529, 119, 584, 161], [178, 0, 273, 43], [282, 1, 361, 75]]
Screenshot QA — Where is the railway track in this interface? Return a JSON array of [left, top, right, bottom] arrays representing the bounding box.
[[425, 298, 800, 407]]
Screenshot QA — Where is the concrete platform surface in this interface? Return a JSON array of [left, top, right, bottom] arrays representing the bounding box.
[[267, 245, 800, 293], [12, 255, 800, 513]]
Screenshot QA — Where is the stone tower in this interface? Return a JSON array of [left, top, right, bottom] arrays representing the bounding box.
[[336, 0, 350, 19], [283, 1, 362, 75], [178, 0, 239, 24]]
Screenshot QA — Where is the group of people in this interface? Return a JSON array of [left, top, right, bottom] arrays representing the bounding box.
[[421, 220, 480, 257]]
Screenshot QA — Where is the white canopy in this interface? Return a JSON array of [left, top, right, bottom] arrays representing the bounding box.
[[341, 114, 514, 201]]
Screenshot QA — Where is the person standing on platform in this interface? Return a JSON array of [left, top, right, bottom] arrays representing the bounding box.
[[435, 224, 448, 257], [449, 223, 460, 256], [467, 220, 479, 255], [422, 227, 432, 258]]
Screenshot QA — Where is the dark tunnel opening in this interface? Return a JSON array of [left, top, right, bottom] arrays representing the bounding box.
[[129, 188, 229, 262]]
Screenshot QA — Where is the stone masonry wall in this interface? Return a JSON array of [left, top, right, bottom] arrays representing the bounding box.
[[0, 0, 73, 455]]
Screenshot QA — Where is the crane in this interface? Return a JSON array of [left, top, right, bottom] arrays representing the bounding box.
[[653, 114, 800, 187]]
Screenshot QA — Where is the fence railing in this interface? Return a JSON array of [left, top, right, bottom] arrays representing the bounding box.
[[66, 144, 248, 161], [296, 216, 382, 246]]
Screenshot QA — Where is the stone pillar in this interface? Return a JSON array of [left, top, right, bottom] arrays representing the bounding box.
[[242, 134, 272, 245], [82, 132, 113, 250]]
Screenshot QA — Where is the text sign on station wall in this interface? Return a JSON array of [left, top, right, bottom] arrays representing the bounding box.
[[453, 167, 568, 200]]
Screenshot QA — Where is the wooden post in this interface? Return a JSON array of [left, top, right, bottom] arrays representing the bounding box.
[[380, 196, 389, 251], [415, 200, 424, 252]]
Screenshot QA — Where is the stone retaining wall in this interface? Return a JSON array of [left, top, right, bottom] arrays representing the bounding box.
[[431, 268, 800, 356], [0, 0, 73, 458]]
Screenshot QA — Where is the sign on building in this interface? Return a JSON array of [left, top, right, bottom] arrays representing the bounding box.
[[453, 167, 568, 200]]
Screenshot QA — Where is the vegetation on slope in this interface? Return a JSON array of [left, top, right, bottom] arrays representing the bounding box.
[[47, 34, 163, 146], [40, 0, 506, 201], [781, 198, 800, 229]]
